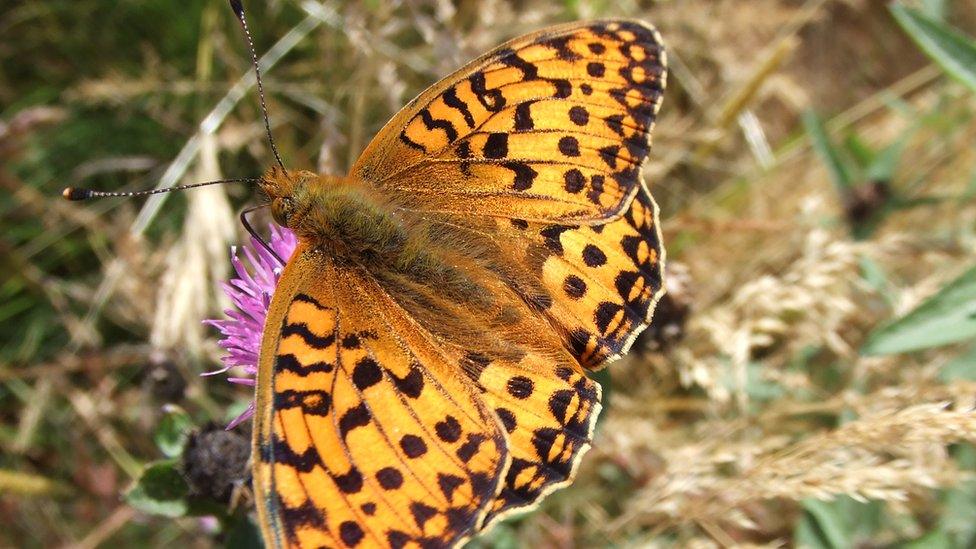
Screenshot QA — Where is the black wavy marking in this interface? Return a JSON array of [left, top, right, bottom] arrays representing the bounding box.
[[294, 292, 329, 310], [420, 107, 458, 142], [275, 353, 334, 374], [280, 323, 336, 350], [443, 86, 475, 128], [399, 129, 426, 152]]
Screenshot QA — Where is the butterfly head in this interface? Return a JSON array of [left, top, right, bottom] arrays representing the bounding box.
[[259, 166, 318, 228]]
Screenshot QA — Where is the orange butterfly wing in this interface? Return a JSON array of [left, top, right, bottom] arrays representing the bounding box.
[[254, 244, 601, 547], [352, 19, 666, 224]]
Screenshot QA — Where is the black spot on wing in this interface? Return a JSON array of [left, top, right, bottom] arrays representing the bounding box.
[[551, 78, 572, 98], [390, 365, 424, 399], [338, 402, 371, 438], [400, 434, 428, 458], [569, 105, 589, 126], [435, 416, 462, 443], [352, 357, 382, 390], [332, 466, 364, 494], [564, 169, 585, 193], [504, 161, 538, 191], [483, 132, 508, 158], [506, 376, 534, 399], [558, 136, 580, 157], [496, 407, 517, 433], [582, 244, 608, 267], [563, 275, 587, 299], [376, 466, 404, 490], [339, 521, 365, 546], [587, 174, 606, 206]]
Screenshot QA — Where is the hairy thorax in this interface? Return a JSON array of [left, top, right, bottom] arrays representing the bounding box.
[[260, 167, 492, 306]]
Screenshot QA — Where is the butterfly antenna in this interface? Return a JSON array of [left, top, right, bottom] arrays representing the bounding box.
[[62, 178, 262, 201], [229, 0, 287, 173]]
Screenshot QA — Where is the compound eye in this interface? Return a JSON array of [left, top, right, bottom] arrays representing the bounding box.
[[270, 198, 293, 226]]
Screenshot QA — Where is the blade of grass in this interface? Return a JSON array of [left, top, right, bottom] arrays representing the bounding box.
[[803, 110, 855, 191], [863, 264, 976, 355], [890, 3, 976, 93]]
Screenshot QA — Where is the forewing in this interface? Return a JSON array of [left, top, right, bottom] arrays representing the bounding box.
[[253, 247, 509, 548], [351, 19, 666, 223]]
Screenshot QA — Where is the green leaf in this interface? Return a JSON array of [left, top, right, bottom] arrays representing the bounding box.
[[859, 256, 891, 304], [890, 4, 976, 94], [920, 0, 948, 21], [153, 405, 193, 459], [843, 133, 876, 170], [863, 264, 976, 355], [903, 529, 952, 549], [223, 511, 264, 549], [939, 344, 976, 381], [796, 497, 884, 549], [124, 460, 189, 518], [803, 110, 855, 191], [797, 499, 852, 549], [866, 133, 909, 182], [941, 481, 976, 547]]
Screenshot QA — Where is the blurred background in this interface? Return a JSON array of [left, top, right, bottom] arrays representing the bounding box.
[[3, 0, 976, 547]]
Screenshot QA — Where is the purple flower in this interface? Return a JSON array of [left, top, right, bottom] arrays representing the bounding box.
[[205, 224, 297, 429]]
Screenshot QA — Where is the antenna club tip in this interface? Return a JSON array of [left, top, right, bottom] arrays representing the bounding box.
[[229, 0, 244, 17], [62, 187, 92, 201]]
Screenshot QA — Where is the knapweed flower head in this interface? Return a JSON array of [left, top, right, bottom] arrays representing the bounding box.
[[205, 224, 297, 429]]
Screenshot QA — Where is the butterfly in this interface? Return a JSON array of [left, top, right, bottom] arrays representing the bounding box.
[[246, 16, 667, 548]]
